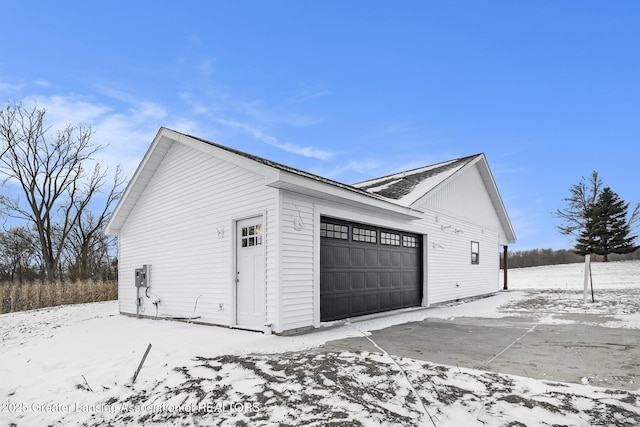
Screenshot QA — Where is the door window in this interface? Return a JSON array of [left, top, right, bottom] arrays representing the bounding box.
[[241, 224, 262, 247]]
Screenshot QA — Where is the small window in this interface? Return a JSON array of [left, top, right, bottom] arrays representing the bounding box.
[[320, 222, 348, 239], [471, 241, 480, 264], [402, 235, 418, 248], [381, 232, 400, 246], [353, 227, 377, 243], [241, 224, 262, 247]]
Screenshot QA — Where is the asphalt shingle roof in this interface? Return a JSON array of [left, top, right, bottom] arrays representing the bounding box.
[[186, 131, 483, 206], [353, 154, 481, 201]]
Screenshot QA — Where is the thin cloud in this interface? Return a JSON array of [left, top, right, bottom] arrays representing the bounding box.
[[35, 80, 52, 88], [319, 160, 384, 181], [23, 94, 113, 128], [0, 77, 26, 93], [20, 92, 164, 176], [216, 118, 334, 160], [235, 99, 323, 128], [493, 166, 528, 175], [288, 81, 332, 105]]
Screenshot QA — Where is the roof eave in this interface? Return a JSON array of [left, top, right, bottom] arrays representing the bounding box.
[[266, 171, 423, 220]]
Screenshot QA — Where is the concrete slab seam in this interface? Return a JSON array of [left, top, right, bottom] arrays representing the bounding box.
[[485, 324, 538, 366]]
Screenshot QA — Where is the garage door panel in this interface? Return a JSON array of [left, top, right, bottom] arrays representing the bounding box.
[[320, 217, 422, 322], [350, 248, 364, 266], [380, 293, 394, 310], [391, 291, 403, 307], [378, 250, 391, 267], [402, 252, 418, 267], [321, 245, 351, 267], [402, 271, 417, 286], [366, 271, 378, 289], [321, 271, 350, 293], [365, 249, 378, 266], [392, 252, 402, 267], [351, 272, 366, 289], [321, 295, 350, 317], [365, 293, 379, 311], [379, 272, 392, 287], [403, 290, 419, 305]]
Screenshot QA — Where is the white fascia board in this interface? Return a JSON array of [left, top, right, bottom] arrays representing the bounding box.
[[476, 158, 517, 244], [105, 128, 174, 234], [266, 171, 423, 220], [176, 131, 276, 176]]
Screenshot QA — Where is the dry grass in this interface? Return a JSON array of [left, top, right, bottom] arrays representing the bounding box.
[[0, 280, 117, 314]]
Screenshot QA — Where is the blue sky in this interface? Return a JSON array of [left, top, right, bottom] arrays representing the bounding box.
[[1, 1, 638, 250]]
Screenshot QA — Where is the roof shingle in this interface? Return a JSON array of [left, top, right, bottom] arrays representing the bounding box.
[[353, 154, 481, 202]]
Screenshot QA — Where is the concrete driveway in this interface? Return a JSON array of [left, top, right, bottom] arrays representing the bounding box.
[[318, 314, 640, 390]]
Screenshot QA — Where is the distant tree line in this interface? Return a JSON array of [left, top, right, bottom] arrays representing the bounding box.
[[0, 103, 124, 284], [502, 247, 640, 269]]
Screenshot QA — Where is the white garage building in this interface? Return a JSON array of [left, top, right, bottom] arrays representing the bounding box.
[[105, 127, 516, 333]]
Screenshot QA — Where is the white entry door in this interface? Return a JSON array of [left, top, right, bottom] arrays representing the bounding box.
[[235, 217, 265, 329]]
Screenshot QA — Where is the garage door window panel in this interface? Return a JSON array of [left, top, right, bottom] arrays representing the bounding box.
[[381, 232, 400, 246], [403, 235, 418, 248], [353, 227, 377, 243], [321, 222, 349, 239]]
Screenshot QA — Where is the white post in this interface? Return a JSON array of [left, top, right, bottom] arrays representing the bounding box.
[[583, 254, 591, 303]]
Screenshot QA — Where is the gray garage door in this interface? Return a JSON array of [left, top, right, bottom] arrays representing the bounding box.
[[320, 217, 422, 321]]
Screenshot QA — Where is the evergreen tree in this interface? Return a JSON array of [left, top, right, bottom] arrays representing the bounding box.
[[574, 187, 637, 261]]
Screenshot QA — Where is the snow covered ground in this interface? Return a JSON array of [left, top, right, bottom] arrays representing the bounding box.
[[1, 260, 639, 426], [499, 260, 640, 330], [501, 259, 640, 291]]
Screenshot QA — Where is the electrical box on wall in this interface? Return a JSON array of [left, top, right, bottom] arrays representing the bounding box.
[[135, 264, 150, 288]]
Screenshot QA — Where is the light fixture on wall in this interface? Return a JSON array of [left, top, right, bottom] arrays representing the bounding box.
[[291, 201, 305, 231], [217, 228, 225, 239]]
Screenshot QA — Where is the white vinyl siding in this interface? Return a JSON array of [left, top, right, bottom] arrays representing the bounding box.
[[279, 193, 315, 331], [117, 141, 277, 326], [422, 164, 504, 233], [416, 163, 504, 305], [424, 214, 500, 304]]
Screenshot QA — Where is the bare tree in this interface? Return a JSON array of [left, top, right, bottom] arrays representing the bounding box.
[[0, 226, 39, 283], [0, 102, 112, 281], [64, 165, 125, 281], [554, 171, 603, 238]]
